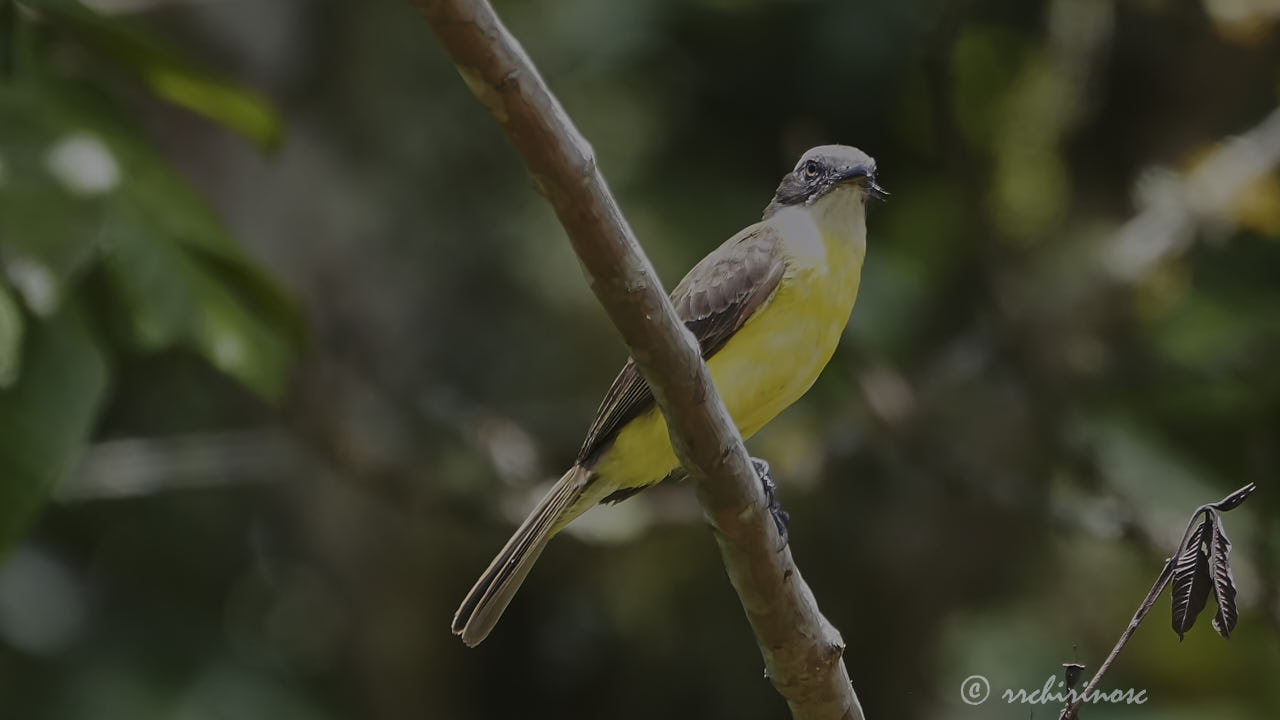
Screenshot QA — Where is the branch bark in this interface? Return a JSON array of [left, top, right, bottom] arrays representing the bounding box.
[[412, 1, 864, 718]]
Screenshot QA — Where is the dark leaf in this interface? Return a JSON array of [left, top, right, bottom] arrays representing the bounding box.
[[0, 302, 108, 553], [1209, 518, 1239, 638], [0, 281, 22, 387], [1171, 512, 1213, 640], [1211, 483, 1256, 513], [0, 0, 13, 78], [1062, 663, 1086, 690]]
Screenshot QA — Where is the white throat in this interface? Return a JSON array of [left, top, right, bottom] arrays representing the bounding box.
[[766, 186, 868, 271], [807, 185, 867, 243]]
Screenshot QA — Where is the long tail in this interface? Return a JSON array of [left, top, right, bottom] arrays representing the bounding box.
[[452, 464, 591, 646]]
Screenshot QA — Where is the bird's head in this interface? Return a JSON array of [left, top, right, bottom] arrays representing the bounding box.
[[764, 145, 887, 219]]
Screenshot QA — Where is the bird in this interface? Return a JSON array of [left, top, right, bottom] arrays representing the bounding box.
[[453, 144, 885, 646]]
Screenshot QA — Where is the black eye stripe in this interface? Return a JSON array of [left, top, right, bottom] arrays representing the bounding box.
[[766, 148, 878, 217]]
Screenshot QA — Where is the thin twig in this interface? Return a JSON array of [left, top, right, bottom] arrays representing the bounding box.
[[410, 1, 864, 718], [1059, 483, 1257, 720]]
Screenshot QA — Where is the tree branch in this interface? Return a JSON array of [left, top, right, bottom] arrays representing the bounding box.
[[411, 1, 864, 718]]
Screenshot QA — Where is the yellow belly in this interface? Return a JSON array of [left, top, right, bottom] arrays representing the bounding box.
[[591, 238, 863, 491]]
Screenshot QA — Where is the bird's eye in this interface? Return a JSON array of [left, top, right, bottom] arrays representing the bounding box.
[[802, 160, 821, 179]]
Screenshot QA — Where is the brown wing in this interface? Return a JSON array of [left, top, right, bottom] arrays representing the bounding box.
[[576, 223, 786, 465]]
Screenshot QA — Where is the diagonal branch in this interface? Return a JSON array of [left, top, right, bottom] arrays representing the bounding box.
[[411, 1, 864, 718]]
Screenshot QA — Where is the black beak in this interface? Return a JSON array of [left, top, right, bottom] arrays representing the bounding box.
[[833, 166, 888, 200], [867, 179, 889, 202], [834, 166, 889, 202], [833, 166, 871, 184]]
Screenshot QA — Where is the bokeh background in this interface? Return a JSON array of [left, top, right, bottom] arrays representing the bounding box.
[[2, 0, 1279, 718]]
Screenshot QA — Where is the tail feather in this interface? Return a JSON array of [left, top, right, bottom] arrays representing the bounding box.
[[452, 465, 590, 646]]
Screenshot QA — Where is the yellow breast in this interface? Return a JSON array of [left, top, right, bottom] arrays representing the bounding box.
[[709, 237, 862, 439], [592, 196, 866, 493]]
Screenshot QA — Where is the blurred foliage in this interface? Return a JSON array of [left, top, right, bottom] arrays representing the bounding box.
[[1, 1, 1279, 720], [0, 4, 299, 549], [0, 304, 106, 548]]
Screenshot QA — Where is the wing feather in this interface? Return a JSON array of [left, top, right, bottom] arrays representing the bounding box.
[[576, 223, 785, 464]]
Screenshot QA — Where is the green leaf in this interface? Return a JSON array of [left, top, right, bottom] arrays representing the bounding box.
[[142, 63, 282, 152], [26, 1, 283, 151], [101, 203, 296, 401], [0, 281, 22, 387], [99, 135, 304, 400], [0, 80, 112, 316], [1, 64, 302, 400], [0, 301, 108, 553]]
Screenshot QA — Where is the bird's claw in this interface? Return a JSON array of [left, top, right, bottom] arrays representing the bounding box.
[[751, 457, 790, 551]]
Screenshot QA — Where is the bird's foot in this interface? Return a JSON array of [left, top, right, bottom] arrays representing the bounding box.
[[751, 457, 790, 551]]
